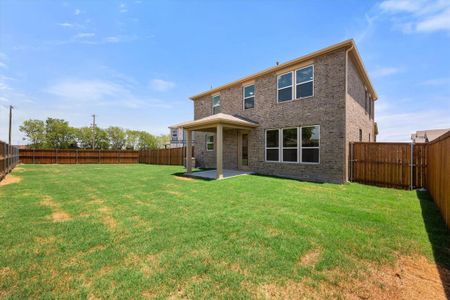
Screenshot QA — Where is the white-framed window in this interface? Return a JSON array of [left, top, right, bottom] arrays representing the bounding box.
[[282, 128, 298, 162], [295, 65, 314, 99], [243, 84, 255, 109], [265, 129, 280, 161], [301, 125, 320, 163], [277, 72, 293, 102], [206, 134, 214, 151], [212, 94, 220, 114], [277, 65, 314, 103], [171, 128, 178, 141], [265, 125, 320, 164]]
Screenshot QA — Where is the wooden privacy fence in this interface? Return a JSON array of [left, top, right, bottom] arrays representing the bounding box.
[[19, 149, 139, 164], [0, 141, 19, 181], [139, 146, 192, 165], [349, 142, 427, 189], [425, 131, 450, 227]]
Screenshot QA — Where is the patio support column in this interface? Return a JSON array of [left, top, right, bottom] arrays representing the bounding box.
[[186, 129, 192, 173], [216, 124, 224, 179]]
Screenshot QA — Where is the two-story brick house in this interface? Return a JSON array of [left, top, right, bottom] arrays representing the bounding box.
[[172, 39, 377, 183]]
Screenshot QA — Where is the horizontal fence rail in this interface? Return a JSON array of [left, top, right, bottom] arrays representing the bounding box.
[[19, 149, 139, 164], [1, 141, 19, 181], [350, 142, 425, 189], [426, 131, 450, 227], [139, 146, 193, 166]]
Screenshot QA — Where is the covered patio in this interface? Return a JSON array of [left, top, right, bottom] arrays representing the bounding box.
[[172, 113, 258, 179]]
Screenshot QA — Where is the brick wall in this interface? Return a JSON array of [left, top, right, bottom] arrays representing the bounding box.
[[193, 49, 350, 183], [345, 54, 376, 180]]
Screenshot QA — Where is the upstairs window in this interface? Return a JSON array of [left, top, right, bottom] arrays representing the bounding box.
[[243, 84, 255, 109], [171, 129, 178, 141], [301, 126, 320, 163], [296, 66, 314, 98], [206, 134, 214, 151], [212, 94, 220, 114], [277, 72, 293, 102], [265, 129, 280, 161]]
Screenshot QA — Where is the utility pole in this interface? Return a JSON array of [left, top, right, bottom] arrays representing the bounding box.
[[8, 105, 13, 145], [92, 114, 96, 149]]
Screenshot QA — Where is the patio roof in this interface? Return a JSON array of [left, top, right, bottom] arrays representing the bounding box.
[[171, 113, 259, 131]]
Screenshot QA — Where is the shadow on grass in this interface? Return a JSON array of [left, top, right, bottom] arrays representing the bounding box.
[[250, 173, 326, 184], [416, 190, 450, 298]]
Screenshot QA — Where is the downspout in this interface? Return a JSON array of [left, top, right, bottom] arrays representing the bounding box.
[[344, 45, 354, 183]]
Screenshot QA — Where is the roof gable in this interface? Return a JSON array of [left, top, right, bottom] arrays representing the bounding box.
[[190, 39, 377, 101]]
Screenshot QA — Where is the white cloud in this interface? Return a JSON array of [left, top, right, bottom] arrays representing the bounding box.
[[149, 79, 175, 92], [421, 77, 450, 86], [119, 3, 128, 13], [379, 0, 450, 33], [104, 36, 121, 43], [375, 95, 450, 141], [0, 52, 8, 69], [416, 8, 450, 32], [74, 8, 81, 16], [58, 22, 74, 28], [379, 0, 424, 13], [371, 66, 402, 78], [74, 32, 95, 39], [45, 79, 173, 109]]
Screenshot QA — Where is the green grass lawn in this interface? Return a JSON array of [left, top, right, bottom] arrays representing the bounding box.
[[0, 164, 448, 299]]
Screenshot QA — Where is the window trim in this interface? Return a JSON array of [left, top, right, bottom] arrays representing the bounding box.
[[277, 71, 294, 103], [295, 65, 314, 100], [212, 94, 220, 115], [281, 127, 299, 163], [265, 129, 280, 162], [206, 134, 215, 151], [264, 125, 320, 164], [277, 65, 315, 103], [242, 84, 255, 110], [300, 125, 320, 164]]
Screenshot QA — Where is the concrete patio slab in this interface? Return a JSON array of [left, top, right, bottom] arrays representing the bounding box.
[[186, 169, 253, 180]]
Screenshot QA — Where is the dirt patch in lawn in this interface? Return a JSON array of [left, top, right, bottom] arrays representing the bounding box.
[[98, 207, 117, 229], [299, 248, 321, 267], [174, 176, 194, 182], [256, 255, 450, 299], [0, 175, 22, 186], [40, 195, 72, 222], [167, 190, 183, 197]]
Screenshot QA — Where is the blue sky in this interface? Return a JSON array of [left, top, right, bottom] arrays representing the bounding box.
[[1, 0, 449, 144]]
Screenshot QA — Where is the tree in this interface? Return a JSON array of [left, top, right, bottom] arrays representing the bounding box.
[[125, 130, 141, 150], [106, 126, 126, 150], [138, 131, 158, 150], [45, 118, 77, 149], [76, 127, 109, 149], [156, 134, 170, 148], [19, 119, 46, 148]]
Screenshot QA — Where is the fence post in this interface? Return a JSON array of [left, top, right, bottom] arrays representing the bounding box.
[[98, 150, 100, 164]]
